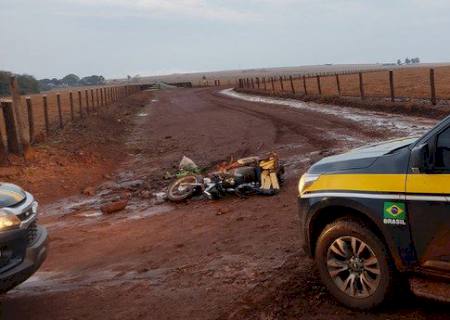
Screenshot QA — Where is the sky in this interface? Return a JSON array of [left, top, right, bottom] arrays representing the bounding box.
[[0, 0, 449, 79]]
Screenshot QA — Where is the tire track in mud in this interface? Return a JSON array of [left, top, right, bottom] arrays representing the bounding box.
[[216, 252, 449, 320], [219, 89, 437, 138], [202, 89, 389, 145]]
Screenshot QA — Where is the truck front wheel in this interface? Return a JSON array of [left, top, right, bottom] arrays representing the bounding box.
[[315, 220, 395, 310]]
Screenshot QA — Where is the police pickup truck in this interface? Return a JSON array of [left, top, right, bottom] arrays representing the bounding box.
[[299, 115, 450, 309], [0, 183, 48, 293]]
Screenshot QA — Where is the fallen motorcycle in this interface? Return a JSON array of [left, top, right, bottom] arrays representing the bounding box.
[[167, 153, 284, 202]]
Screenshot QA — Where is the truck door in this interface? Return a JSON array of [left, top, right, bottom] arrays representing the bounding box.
[[406, 125, 450, 275]]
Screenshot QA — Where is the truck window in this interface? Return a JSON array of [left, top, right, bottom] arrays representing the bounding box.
[[436, 126, 450, 168]]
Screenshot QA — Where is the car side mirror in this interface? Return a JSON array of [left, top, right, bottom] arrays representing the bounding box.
[[411, 143, 432, 173]]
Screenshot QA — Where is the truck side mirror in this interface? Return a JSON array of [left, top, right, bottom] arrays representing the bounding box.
[[411, 143, 432, 173]]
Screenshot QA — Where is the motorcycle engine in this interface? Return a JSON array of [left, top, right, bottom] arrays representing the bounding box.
[[222, 166, 257, 188]]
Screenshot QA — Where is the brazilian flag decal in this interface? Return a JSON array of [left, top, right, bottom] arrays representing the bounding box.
[[384, 202, 406, 220]]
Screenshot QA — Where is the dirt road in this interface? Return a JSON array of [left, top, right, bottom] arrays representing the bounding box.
[[1, 88, 447, 319]]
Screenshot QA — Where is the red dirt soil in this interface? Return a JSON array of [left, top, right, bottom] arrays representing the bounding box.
[[0, 88, 448, 320]]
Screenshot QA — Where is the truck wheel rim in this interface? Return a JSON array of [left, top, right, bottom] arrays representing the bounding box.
[[326, 236, 381, 298]]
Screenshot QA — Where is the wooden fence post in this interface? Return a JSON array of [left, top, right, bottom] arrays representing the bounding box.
[[25, 97, 34, 143], [85, 90, 90, 114], [0, 118, 7, 163], [1, 101, 22, 154], [289, 76, 295, 94], [78, 91, 83, 117], [389, 71, 395, 102], [43, 95, 50, 134], [430, 69, 437, 105], [256, 77, 260, 89], [96, 88, 100, 106], [279, 77, 284, 92], [263, 77, 266, 91], [56, 93, 63, 128], [303, 76, 308, 95], [359, 72, 365, 100], [100, 88, 104, 106], [69, 92, 75, 121], [316, 75, 322, 95], [336, 74, 341, 96], [9, 77, 27, 154], [271, 77, 275, 92], [91, 89, 95, 110], [251, 78, 254, 89]]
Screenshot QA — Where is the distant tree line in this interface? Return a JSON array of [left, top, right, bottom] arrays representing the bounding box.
[[397, 57, 420, 65], [0, 71, 106, 96], [0, 71, 40, 96], [38, 74, 106, 91]]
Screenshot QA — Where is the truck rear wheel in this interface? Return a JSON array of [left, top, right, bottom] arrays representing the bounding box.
[[315, 220, 395, 310]]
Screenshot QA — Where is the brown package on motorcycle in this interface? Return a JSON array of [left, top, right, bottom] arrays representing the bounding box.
[[167, 153, 285, 202]]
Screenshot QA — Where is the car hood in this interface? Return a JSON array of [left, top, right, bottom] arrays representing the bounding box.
[[309, 137, 418, 174], [0, 183, 27, 208]]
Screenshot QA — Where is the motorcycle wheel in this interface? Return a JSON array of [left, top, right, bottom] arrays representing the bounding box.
[[167, 175, 202, 202]]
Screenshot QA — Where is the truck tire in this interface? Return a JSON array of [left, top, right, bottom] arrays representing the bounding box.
[[315, 219, 396, 310]]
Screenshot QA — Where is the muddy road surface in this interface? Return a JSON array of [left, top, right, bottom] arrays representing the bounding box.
[[1, 88, 447, 319]]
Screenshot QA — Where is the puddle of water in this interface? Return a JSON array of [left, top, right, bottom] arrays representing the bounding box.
[[78, 210, 103, 218], [220, 89, 437, 136], [42, 192, 175, 230], [125, 205, 173, 221], [11, 266, 172, 296], [137, 113, 149, 117]]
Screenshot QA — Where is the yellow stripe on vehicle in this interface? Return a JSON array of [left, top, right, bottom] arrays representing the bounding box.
[[304, 174, 406, 194], [406, 174, 450, 194]]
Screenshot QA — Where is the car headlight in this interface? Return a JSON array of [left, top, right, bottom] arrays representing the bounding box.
[[0, 212, 21, 231], [299, 173, 320, 196]]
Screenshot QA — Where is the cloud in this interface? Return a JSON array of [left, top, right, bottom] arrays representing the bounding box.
[[62, 0, 258, 21]]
